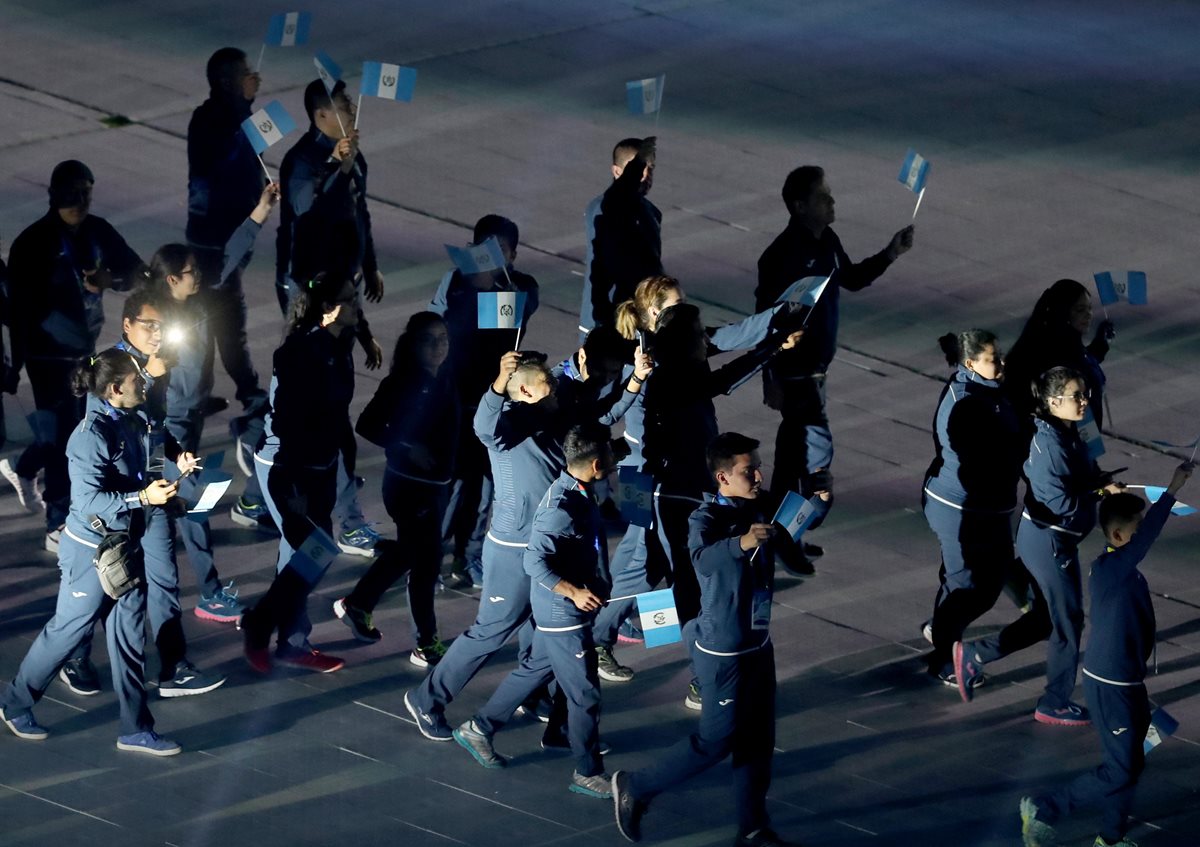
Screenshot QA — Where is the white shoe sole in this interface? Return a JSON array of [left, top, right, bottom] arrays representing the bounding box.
[[158, 676, 227, 698], [117, 739, 182, 756], [58, 667, 100, 696], [338, 542, 376, 558], [0, 708, 48, 741], [597, 667, 635, 683]]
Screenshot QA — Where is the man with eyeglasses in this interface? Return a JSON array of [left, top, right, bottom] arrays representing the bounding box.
[[2, 160, 145, 553]]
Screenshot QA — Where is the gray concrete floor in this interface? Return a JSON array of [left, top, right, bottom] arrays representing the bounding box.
[[0, 1, 1198, 845]]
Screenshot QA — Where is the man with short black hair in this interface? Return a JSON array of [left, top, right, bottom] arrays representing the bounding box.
[[614, 432, 798, 847]]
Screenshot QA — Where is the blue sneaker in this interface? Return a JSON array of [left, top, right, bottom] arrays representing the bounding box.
[[1, 707, 48, 741], [1034, 702, 1091, 727], [338, 525, 381, 558], [229, 497, 276, 532], [404, 690, 453, 742], [195, 581, 245, 623], [116, 730, 181, 756]]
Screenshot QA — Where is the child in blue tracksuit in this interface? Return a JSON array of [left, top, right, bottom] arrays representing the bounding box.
[[451, 424, 617, 798], [921, 331, 1022, 689], [613, 432, 796, 847], [0, 350, 184, 755], [242, 273, 360, 674], [955, 366, 1124, 724], [1021, 462, 1193, 847], [333, 312, 459, 665]]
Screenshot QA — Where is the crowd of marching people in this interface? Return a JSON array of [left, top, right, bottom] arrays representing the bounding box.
[[0, 38, 1194, 847]]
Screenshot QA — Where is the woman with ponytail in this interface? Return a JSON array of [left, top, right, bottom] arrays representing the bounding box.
[[952, 366, 1125, 724], [920, 330, 1022, 690], [0, 349, 183, 755], [243, 273, 365, 673]]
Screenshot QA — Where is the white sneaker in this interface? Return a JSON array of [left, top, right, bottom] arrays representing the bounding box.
[[1, 459, 42, 513]]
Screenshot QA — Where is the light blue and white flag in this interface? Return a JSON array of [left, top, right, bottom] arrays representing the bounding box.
[[772, 491, 820, 542], [1145, 708, 1179, 755], [265, 11, 312, 46], [1136, 485, 1197, 517], [240, 100, 298, 154], [898, 148, 930, 194], [774, 274, 831, 308], [1093, 271, 1148, 306], [626, 75, 665, 115], [618, 467, 654, 528], [446, 236, 506, 276], [636, 588, 681, 648], [286, 524, 341, 583], [361, 61, 417, 102], [1078, 407, 1105, 461], [314, 50, 343, 94], [477, 291, 528, 330]]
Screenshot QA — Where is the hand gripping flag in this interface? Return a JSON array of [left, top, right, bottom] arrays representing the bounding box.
[[361, 61, 417, 102], [314, 51, 343, 94], [286, 524, 341, 584], [446, 236, 506, 276], [265, 11, 312, 46], [1144, 708, 1179, 755], [477, 291, 528, 330], [636, 588, 682, 647], [774, 274, 831, 308], [617, 467, 654, 528], [772, 491, 820, 542], [241, 101, 298, 154], [1093, 271, 1148, 306], [626, 75, 665, 115], [898, 149, 930, 194]]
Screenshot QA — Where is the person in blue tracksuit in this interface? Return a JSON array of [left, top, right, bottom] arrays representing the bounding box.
[[1021, 462, 1193, 847], [333, 312, 459, 667], [404, 350, 639, 739], [66, 289, 224, 699], [4, 160, 145, 550], [242, 273, 361, 674], [0, 349, 183, 755], [955, 366, 1125, 725], [593, 276, 803, 683], [451, 424, 617, 799], [431, 215, 539, 589], [613, 432, 796, 847], [754, 165, 913, 561], [921, 330, 1022, 690]]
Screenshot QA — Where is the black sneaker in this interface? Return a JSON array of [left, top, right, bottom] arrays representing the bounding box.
[[59, 657, 101, 696], [778, 547, 816, 578], [159, 661, 227, 698], [684, 680, 702, 711], [613, 770, 647, 842], [199, 396, 229, 417], [333, 597, 382, 642], [596, 646, 634, 682], [541, 732, 612, 755], [801, 542, 824, 558]]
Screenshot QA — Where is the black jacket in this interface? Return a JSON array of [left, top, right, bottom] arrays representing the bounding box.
[[589, 154, 662, 326], [186, 93, 266, 249]]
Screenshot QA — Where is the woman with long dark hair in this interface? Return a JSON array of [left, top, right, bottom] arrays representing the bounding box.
[[333, 312, 460, 667], [0, 349, 182, 754], [242, 272, 361, 673]]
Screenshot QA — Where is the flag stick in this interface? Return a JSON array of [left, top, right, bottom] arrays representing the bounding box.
[[353, 93, 363, 130], [333, 109, 347, 138], [256, 44, 266, 72], [514, 324, 523, 352], [1189, 439, 1199, 463], [653, 77, 664, 132], [911, 186, 926, 220], [256, 154, 273, 184]]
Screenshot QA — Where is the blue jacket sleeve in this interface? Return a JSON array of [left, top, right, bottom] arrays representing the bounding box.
[[1027, 434, 1093, 518], [689, 506, 747, 578], [215, 217, 263, 285], [473, 387, 507, 450], [1098, 493, 1175, 583], [428, 270, 454, 316], [68, 426, 142, 521], [524, 506, 570, 592], [708, 306, 780, 353]]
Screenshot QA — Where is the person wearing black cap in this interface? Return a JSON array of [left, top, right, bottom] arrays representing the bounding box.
[[3, 160, 144, 552]]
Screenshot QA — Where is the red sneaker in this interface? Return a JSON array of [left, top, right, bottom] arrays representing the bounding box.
[[245, 644, 272, 674], [275, 645, 344, 673]]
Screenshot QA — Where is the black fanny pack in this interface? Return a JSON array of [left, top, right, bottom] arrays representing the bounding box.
[[88, 516, 143, 600]]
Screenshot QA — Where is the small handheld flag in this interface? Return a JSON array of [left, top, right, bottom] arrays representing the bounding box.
[[1144, 708, 1179, 755], [772, 491, 820, 542], [1078, 407, 1105, 461], [445, 237, 506, 277], [898, 149, 930, 194], [286, 524, 341, 584], [617, 467, 654, 528], [635, 588, 681, 648], [264, 11, 311, 47], [314, 51, 343, 94], [241, 100, 298, 155], [626, 75, 665, 116], [1130, 485, 1197, 517], [775, 274, 831, 309], [477, 291, 528, 331], [361, 61, 416, 102], [1093, 271, 1148, 307]]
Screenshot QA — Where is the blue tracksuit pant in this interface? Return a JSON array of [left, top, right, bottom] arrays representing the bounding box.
[[1, 534, 154, 735], [410, 537, 533, 716]]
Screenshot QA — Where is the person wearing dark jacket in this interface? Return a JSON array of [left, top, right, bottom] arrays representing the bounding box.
[[0, 350, 183, 755], [1020, 463, 1193, 847], [4, 160, 144, 550], [614, 432, 797, 847], [754, 165, 913, 551], [186, 47, 268, 418], [588, 136, 662, 329], [921, 330, 1023, 686], [954, 366, 1124, 724], [451, 424, 617, 800], [333, 312, 459, 665], [0, 243, 11, 457]]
